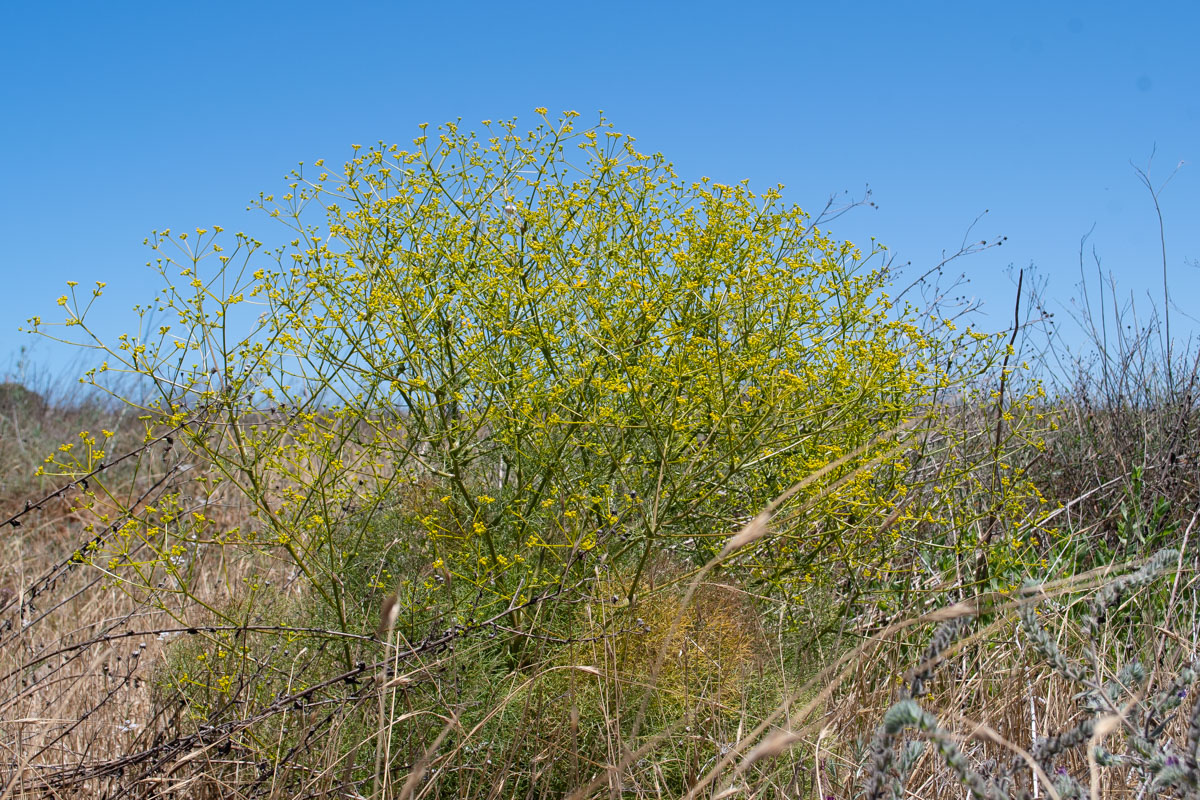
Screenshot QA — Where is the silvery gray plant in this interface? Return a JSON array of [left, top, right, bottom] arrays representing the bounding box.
[[860, 546, 1200, 799]]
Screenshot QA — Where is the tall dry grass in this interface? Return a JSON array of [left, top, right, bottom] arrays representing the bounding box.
[[0, 375, 1197, 798]]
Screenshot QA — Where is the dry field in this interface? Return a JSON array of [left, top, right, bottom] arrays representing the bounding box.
[[1, 376, 1199, 799]]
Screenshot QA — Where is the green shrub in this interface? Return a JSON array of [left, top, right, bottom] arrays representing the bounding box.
[[30, 111, 1054, 792]]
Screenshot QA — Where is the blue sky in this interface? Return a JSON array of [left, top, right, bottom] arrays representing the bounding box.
[[2, 1, 1196, 384]]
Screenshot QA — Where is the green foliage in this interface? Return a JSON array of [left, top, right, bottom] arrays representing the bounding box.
[[1112, 465, 1178, 555], [32, 112, 1034, 614], [25, 111, 1062, 794]]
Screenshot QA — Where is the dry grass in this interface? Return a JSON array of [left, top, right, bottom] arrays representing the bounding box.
[[2, 367, 1198, 799]]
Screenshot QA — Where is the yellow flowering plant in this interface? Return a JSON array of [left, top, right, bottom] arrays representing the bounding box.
[[31, 112, 1046, 651]]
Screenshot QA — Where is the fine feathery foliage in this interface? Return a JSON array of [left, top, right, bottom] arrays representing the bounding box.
[[11, 111, 1071, 797], [29, 112, 1044, 625]]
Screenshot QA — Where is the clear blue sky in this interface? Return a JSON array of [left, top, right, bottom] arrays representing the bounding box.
[[2, 1, 1197, 384]]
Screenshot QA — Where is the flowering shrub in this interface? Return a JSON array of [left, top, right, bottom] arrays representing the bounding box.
[[16, 110, 1079, 797], [32, 111, 1047, 645]]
